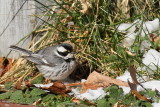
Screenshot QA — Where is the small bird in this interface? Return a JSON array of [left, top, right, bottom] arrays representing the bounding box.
[[9, 43, 77, 81]]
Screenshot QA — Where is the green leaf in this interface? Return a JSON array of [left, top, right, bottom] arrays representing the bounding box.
[[10, 90, 25, 103], [108, 98, 117, 105], [25, 97, 35, 104], [139, 101, 152, 107], [4, 82, 13, 89], [122, 93, 137, 106], [25, 96, 41, 104], [31, 75, 44, 84], [24, 89, 42, 104], [156, 97, 160, 103], [107, 55, 117, 62], [39, 94, 56, 106], [97, 99, 109, 107], [106, 85, 123, 100], [24, 89, 31, 98], [0, 90, 13, 100], [146, 90, 156, 98], [30, 88, 46, 96]]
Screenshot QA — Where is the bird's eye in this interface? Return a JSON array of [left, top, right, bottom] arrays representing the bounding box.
[[67, 50, 71, 53]]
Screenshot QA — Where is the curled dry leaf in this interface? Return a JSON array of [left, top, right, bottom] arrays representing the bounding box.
[[111, 48, 118, 55], [46, 81, 71, 94], [131, 90, 152, 102], [149, 33, 160, 42], [81, 71, 129, 93], [25, 80, 34, 87], [72, 98, 80, 103], [15, 81, 22, 90], [80, 0, 92, 14], [126, 50, 136, 56], [66, 82, 82, 87], [128, 67, 152, 102], [0, 57, 14, 77], [129, 66, 139, 85], [81, 83, 106, 93], [32, 99, 41, 106], [113, 102, 118, 107], [128, 80, 137, 91]]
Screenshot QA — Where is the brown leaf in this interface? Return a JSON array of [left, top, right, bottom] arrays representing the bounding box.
[[126, 50, 136, 56], [149, 33, 160, 42], [86, 71, 129, 86], [0, 57, 14, 77], [81, 71, 129, 93], [131, 90, 152, 102], [66, 82, 82, 87], [25, 80, 34, 87], [53, 81, 66, 89], [47, 81, 71, 94], [32, 99, 41, 106], [113, 102, 118, 107], [81, 83, 105, 93], [128, 80, 137, 91], [80, 0, 92, 14], [72, 98, 80, 103], [15, 81, 22, 90], [129, 66, 139, 85]]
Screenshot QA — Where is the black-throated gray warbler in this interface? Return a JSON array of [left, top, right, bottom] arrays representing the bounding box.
[[9, 43, 77, 80]]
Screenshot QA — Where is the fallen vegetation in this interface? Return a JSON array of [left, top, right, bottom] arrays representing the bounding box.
[[0, 0, 160, 106]]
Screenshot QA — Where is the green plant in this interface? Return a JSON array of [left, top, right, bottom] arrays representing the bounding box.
[[0, 0, 160, 106]]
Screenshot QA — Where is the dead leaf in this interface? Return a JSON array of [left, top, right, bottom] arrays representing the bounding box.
[[53, 81, 66, 89], [32, 99, 41, 106], [46, 81, 71, 94], [128, 80, 137, 91], [0, 57, 14, 76], [25, 80, 34, 87], [66, 82, 82, 87], [28, 81, 70, 94], [72, 98, 80, 103], [81, 71, 129, 93], [149, 33, 160, 42], [15, 81, 22, 90], [80, 0, 92, 14], [86, 71, 129, 86], [76, 31, 89, 43], [126, 50, 136, 56], [131, 90, 152, 102], [111, 48, 118, 55], [113, 102, 118, 107], [81, 83, 106, 93], [129, 66, 139, 85]]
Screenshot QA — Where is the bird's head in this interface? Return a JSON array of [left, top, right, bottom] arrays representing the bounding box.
[[56, 43, 75, 60]]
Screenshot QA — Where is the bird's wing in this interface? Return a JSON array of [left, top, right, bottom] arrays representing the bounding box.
[[35, 46, 65, 65], [22, 56, 44, 64], [23, 53, 56, 66]]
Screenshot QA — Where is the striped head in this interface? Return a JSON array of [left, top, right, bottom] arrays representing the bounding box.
[[56, 43, 75, 60]]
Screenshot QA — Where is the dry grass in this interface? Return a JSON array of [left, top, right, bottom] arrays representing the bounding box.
[[0, 0, 159, 85]]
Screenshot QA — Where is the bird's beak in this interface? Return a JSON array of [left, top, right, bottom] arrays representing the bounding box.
[[71, 51, 77, 54]]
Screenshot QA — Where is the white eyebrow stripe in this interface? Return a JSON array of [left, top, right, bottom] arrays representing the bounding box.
[[57, 46, 67, 52]]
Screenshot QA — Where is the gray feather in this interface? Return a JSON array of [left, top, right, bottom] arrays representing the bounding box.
[[9, 45, 32, 55], [22, 56, 46, 65]]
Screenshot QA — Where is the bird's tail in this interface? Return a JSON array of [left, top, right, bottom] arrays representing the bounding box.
[[9, 45, 32, 55]]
